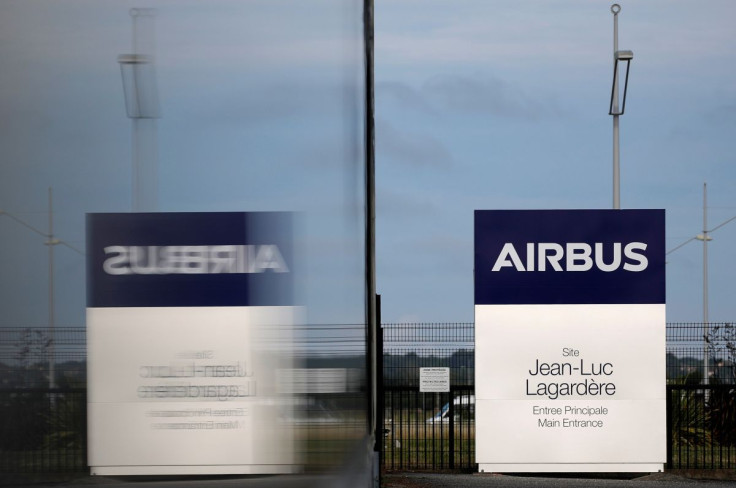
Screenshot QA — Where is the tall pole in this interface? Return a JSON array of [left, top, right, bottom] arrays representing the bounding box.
[[703, 182, 709, 386], [47, 187, 55, 390], [364, 0, 378, 484], [128, 8, 158, 212], [132, 9, 141, 212], [612, 4, 621, 209], [1, 190, 81, 390]]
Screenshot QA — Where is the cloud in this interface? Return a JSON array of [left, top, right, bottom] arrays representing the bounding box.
[[376, 1, 607, 69], [704, 103, 736, 126], [376, 118, 453, 169], [422, 72, 554, 119], [377, 81, 437, 116], [377, 73, 560, 121], [168, 79, 358, 126], [377, 188, 439, 219]]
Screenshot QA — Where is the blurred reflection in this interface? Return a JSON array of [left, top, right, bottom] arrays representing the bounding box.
[[1, 0, 368, 483], [118, 8, 160, 211]]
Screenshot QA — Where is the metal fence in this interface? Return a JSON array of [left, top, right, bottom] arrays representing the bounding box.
[[667, 322, 736, 384], [3, 323, 736, 473], [0, 325, 368, 474], [382, 323, 474, 470], [383, 386, 475, 471], [0, 389, 87, 473], [667, 384, 736, 469], [381, 321, 736, 471], [0, 327, 88, 473], [382, 322, 474, 388]]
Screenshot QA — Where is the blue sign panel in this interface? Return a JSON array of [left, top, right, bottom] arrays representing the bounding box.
[[474, 210, 665, 305], [87, 212, 293, 307]]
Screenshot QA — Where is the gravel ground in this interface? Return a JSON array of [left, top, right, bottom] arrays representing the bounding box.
[[383, 473, 736, 488]]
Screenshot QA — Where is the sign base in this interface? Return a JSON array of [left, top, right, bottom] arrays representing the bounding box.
[[91, 465, 300, 476], [478, 463, 664, 473]]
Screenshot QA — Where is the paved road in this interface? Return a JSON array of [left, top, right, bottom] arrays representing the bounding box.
[[2, 472, 735, 488], [384, 473, 736, 488], [1, 474, 332, 488]]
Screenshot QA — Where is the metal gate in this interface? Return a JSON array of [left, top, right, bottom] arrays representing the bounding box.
[[381, 322, 474, 471], [382, 386, 474, 470], [667, 384, 736, 469]]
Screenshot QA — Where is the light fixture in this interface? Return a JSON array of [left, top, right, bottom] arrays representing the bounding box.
[[609, 50, 633, 116], [117, 53, 160, 119], [609, 3, 633, 210], [117, 8, 160, 212]]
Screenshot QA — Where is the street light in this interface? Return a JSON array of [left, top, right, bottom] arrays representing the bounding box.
[[117, 54, 159, 119], [0, 188, 84, 390], [609, 50, 633, 116], [667, 183, 736, 387], [696, 183, 713, 387], [609, 4, 633, 210], [118, 8, 160, 212]]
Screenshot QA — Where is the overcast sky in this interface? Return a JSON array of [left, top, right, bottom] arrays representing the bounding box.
[[1, 0, 735, 328], [375, 0, 736, 323]]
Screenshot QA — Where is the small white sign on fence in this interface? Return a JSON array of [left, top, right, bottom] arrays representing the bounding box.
[[420, 367, 450, 392]]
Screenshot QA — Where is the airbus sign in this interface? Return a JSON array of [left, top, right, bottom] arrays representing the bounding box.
[[474, 209, 665, 305], [491, 241, 648, 272], [474, 209, 666, 473]]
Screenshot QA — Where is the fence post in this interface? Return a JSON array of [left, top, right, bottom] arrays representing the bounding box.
[[449, 387, 454, 469], [376, 295, 383, 463], [666, 385, 672, 469]]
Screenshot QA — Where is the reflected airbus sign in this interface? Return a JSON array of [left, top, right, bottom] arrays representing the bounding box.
[[87, 212, 293, 308], [102, 244, 289, 275], [86, 211, 297, 476]]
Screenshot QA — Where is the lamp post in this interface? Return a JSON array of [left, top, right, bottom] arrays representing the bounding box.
[[667, 183, 736, 387], [609, 4, 633, 210], [1, 190, 85, 389], [118, 8, 160, 212], [0, 189, 84, 390], [46, 188, 58, 389], [696, 183, 713, 386]]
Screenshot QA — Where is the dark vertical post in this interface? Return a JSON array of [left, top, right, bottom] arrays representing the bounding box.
[[413, 374, 417, 467], [376, 295, 383, 459], [666, 385, 672, 469], [364, 0, 376, 442], [399, 391, 404, 470], [449, 388, 455, 469], [83, 389, 89, 472], [423, 391, 428, 467], [438, 392, 443, 468], [363, 0, 378, 483], [709, 387, 714, 468], [701, 388, 706, 467]]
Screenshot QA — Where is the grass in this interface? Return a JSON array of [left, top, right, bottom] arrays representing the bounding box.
[[382, 421, 475, 470]]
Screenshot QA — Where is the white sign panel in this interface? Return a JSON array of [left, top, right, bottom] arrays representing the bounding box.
[[420, 367, 450, 392], [86, 212, 297, 476], [474, 210, 666, 473], [87, 306, 296, 474]]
